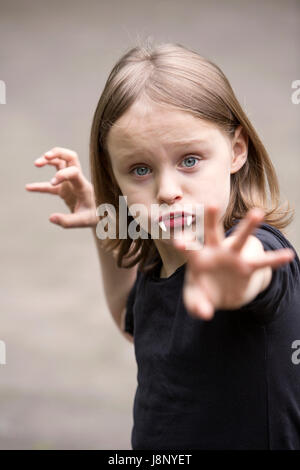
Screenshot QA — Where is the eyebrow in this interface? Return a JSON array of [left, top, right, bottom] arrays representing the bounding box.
[[118, 138, 209, 160]]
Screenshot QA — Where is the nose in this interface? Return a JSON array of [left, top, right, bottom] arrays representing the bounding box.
[[156, 170, 183, 205]]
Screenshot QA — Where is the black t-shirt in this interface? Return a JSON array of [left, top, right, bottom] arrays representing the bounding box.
[[124, 221, 300, 450]]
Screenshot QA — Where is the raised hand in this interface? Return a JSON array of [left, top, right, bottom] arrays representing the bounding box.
[[25, 147, 99, 228], [171, 205, 295, 320]]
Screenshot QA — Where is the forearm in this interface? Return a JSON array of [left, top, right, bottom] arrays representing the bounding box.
[[91, 225, 138, 332]]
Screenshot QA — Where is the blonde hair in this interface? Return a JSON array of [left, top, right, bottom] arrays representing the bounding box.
[[89, 39, 295, 273]]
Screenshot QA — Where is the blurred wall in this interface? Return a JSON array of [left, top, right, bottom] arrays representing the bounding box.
[[0, 0, 299, 449]]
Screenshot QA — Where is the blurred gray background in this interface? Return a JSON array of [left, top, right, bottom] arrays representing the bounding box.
[[0, 0, 299, 450]]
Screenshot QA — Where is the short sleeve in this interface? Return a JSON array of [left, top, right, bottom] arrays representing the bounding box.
[[124, 270, 140, 336], [230, 223, 300, 324]]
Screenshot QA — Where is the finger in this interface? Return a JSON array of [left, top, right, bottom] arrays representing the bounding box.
[[51, 166, 87, 192], [184, 285, 214, 320], [248, 248, 295, 270], [229, 208, 265, 253], [172, 234, 216, 276], [172, 234, 204, 270], [172, 235, 201, 252], [34, 156, 66, 170], [41, 147, 81, 169], [49, 210, 95, 228], [204, 204, 224, 247], [25, 182, 60, 194]]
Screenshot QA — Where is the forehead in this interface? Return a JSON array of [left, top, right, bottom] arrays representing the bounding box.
[[106, 100, 220, 158]]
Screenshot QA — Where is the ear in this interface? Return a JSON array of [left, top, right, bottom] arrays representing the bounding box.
[[230, 125, 248, 174]]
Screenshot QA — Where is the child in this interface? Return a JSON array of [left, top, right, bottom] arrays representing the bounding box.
[[25, 41, 300, 450]]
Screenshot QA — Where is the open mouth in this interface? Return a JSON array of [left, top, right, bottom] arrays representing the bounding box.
[[158, 214, 195, 231]]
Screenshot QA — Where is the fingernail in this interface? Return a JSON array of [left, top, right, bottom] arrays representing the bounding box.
[[35, 157, 43, 163], [51, 177, 57, 184], [45, 151, 54, 156]]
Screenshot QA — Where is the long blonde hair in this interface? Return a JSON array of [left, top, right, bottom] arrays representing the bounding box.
[[89, 39, 294, 273]]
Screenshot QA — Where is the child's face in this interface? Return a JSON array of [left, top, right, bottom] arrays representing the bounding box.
[[106, 98, 247, 248]]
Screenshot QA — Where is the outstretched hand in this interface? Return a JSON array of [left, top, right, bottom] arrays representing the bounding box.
[[25, 147, 98, 228], [171, 205, 295, 320]]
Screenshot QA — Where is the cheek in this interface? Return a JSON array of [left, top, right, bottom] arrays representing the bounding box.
[[120, 187, 141, 210], [191, 162, 231, 203], [203, 157, 231, 189], [125, 196, 150, 225]]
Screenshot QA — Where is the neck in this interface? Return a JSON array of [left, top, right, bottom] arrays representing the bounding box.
[[158, 251, 187, 279]]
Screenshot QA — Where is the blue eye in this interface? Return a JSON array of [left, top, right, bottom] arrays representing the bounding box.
[[131, 156, 200, 177], [132, 166, 150, 176], [181, 156, 199, 168]]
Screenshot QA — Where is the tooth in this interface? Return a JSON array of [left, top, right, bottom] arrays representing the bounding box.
[[187, 215, 192, 226], [159, 220, 167, 232]]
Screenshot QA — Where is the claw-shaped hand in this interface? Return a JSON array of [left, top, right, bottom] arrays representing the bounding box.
[[171, 205, 295, 320]]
